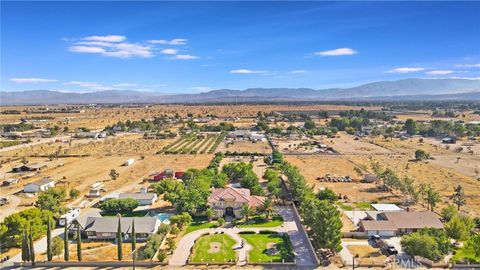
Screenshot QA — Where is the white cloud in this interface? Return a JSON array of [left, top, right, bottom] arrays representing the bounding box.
[[229, 69, 267, 74], [170, 54, 199, 60], [454, 63, 480, 68], [387, 67, 425, 73], [69, 46, 106, 54], [65, 81, 102, 88], [289, 70, 307, 74], [10, 78, 58, 83], [160, 48, 179, 55], [113, 83, 139, 87], [84, 35, 126, 42], [425, 70, 454, 75], [190, 86, 212, 92], [315, 48, 357, 56], [148, 38, 187, 45], [68, 35, 154, 58]]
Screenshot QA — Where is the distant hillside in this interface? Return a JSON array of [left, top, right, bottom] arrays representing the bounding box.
[[1, 78, 479, 105]]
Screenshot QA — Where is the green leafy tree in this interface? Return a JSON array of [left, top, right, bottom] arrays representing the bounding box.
[[206, 208, 214, 222], [401, 228, 450, 261], [451, 185, 466, 210], [76, 225, 82, 261], [217, 218, 225, 226], [169, 212, 192, 229], [316, 188, 338, 203], [304, 120, 316, 130], [2, 208, 54, 247], [52, 236, 64, 259], [415, 149, 430, 161], [445, 215, 474, 242], [426, 185, 441, 211], [110, 169, 120, 180], [166, 237, 176, 254], [99, 198, 139, 213], [404, 119, 417, 135], [36, 187, 66, 214], [441, 205, 459, 222], [69, 189, 80, 199], [157, 250, 167, 262]]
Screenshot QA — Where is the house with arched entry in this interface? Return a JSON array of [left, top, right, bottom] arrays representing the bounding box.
[[207, 187, 266, 218]]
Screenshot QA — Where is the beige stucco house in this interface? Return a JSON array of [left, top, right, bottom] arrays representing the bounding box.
[[207, 187, 266, 218]]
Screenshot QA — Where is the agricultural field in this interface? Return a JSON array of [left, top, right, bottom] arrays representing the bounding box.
[[158, 132, 225, 154]]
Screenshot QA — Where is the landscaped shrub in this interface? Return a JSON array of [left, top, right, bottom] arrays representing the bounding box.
[[259, 230, 277, 234], [238, 231, 256, 234]]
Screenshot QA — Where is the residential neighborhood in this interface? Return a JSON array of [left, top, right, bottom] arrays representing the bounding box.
[[1, 1, 480, 269]]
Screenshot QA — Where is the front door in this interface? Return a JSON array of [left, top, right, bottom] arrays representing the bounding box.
[[225, 207, 234, 217]]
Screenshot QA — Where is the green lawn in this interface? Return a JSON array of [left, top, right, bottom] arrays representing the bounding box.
[[237, 215, 284, 228], [186, 218, 218, 234], [190, 233, 237, 263], [337, 201, 372, 211], [452, 241, 480, 263], [241, 233, 294, 263]]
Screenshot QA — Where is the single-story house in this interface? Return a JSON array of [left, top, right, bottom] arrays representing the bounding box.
[[118, 192, 157, 206], [359, 211, 442, 237], [73, 215, 159, 240], [12, 163, 47, 173], [207, 187, 266, 218], [227, 130, 250, 139], [23, 178, 55, 193]]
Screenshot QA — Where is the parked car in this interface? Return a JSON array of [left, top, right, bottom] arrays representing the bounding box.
[[385, 246, 398, 255]]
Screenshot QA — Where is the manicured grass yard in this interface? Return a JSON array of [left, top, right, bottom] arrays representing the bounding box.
[[186, 218, 218, 234], [190, 233, 237, 263], [237, 215, 284, 228], [241, 233, 294, 263], [337, 201, 372, 211]]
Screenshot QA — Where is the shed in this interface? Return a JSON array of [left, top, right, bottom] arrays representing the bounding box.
[[23, 178, 55, 193], [371, 204, 403, 212]]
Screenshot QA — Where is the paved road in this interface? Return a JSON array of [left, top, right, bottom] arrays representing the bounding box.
[[169, 205, 317, 267], [3, 228, 64, 266], [276, 205, 317, 267]]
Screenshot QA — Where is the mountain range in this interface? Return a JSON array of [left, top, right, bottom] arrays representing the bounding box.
[[1, 78, 480, 105]]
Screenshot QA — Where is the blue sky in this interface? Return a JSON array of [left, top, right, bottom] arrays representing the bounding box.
[[1, 1, 480, 94]]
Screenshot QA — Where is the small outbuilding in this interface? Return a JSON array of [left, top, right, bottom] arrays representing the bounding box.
[[23, 178, 55, 193]]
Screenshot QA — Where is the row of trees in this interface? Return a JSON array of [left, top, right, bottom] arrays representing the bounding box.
[[222, 162, 264, 195], [404, 118, 480, 137], [280, 161, 343, 252]]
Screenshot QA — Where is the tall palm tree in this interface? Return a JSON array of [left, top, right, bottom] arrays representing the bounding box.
[[261, 198, 274, 220], [240, 204, 254, 222]]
